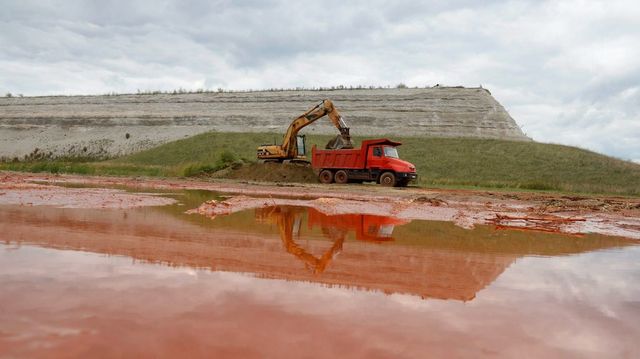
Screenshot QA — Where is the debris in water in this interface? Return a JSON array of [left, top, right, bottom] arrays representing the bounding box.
[[488, 214, 586, 233]]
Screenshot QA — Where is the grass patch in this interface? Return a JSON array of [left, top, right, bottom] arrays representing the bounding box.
[[0, 161, 168, 177], [113, 133, 259, 166], [2, 132, 639, 196], [397, 137, 640, 195]]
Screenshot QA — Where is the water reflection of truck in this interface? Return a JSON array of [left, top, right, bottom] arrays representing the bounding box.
[[311, 138, 418, 187], [255, 206, 410, 274], [306, 208, 409, 242]]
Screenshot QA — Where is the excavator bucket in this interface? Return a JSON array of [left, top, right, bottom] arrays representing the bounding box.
[[325, 134, 354, 150]]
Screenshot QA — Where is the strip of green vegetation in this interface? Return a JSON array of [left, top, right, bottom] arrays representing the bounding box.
[[2, 131, 639, 196], [397, 137, 640, 195], [0, 139, 242, 178], [0, 161, 169, 177]]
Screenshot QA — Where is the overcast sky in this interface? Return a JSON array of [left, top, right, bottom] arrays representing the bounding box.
[[1, 0, 638, 162]]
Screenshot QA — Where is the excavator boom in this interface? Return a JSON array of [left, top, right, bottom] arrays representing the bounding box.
[[257, 99, 353, 162]]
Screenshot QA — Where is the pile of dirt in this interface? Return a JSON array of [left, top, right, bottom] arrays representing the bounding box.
[[210, 163, 317, 183]]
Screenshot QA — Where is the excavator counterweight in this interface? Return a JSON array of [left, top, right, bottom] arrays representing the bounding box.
[[256, 99, 353, 162]]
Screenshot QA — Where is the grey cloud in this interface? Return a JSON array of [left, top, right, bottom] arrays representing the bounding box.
[[0, 0, 638, 161]]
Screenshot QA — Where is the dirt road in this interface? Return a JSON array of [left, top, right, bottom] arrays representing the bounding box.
[[2, 171, 639, 239]]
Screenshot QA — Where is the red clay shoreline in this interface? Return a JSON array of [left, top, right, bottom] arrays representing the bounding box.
[[2, 171, 640, 239]]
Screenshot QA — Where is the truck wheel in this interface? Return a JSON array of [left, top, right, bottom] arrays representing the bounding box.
[[379, 172, 396, 187], [334, 170, 349, 184], [319, 170, 334, 184]]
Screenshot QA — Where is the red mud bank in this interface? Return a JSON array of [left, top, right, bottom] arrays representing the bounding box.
[[0, 173, 175, 208], [2, 171, 640, 238]]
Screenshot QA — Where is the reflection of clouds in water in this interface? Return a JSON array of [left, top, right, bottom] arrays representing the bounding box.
[[4, 243, 639, 307], [491, 247, 640, 303], [471, 246, 640, 356], [1, 243, 639, 357], [0, 244, 380, 305]]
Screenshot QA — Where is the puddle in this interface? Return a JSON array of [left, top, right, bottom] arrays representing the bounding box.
[[0, 188, 639, 358]]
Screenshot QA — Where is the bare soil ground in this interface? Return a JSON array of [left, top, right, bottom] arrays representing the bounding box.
[[208, 162, 317, 183], [2, 171, 639, 239], [0, 172, 175, 208]]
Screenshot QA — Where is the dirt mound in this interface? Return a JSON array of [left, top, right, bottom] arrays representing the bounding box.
[[212, 163, 317, 183]]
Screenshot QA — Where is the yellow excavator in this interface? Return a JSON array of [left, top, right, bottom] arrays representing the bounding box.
[[256, 99, 354, 162]]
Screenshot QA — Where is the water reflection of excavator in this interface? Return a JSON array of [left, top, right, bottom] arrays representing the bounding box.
[[256, 99, 354, 163], [255, 206, 408, 274], [256, 206, 345, 274]]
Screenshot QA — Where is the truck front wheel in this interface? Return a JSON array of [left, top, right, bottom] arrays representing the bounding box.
[[334, 170, 349, 184], [319, 170, 334, 184], [379, 172, 396, 187]]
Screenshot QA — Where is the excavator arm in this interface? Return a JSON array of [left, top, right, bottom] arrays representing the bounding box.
[[280, 99, 353, 157], [255, 206, 345, 274], [257, 99, 353, 161]]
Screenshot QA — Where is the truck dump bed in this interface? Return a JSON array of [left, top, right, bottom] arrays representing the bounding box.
[[311, 148, 366, 170], [311, 139, 402, 170]]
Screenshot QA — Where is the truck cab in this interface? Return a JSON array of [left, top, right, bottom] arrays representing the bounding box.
[[366, 142, 417, 186]]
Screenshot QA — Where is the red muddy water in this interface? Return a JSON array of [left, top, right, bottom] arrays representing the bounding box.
[[1, 188, 639, 358]]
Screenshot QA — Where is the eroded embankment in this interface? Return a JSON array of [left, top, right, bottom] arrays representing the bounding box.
[[0, 87, 528, 159], [2, 172, 639, 239]]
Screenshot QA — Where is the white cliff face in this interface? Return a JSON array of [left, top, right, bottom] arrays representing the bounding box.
[[0, 87, 528, 159]]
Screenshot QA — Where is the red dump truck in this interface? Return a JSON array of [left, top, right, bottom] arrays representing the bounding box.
[[311, 138, 417, 187]]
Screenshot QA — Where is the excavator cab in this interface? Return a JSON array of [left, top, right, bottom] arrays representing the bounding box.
[[296, 135, 306, 157]]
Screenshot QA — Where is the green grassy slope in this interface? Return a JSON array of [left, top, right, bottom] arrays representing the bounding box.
[[397, 137, 640, 194], [117, 132, 266, 166], [2, 131, 639, 195]]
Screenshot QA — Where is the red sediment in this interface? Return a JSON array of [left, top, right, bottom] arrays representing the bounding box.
[[492, 214, 586, 222], [487, 214, 587, 234], [2, 171, 640, 239], [0, 173, 175, 209]]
